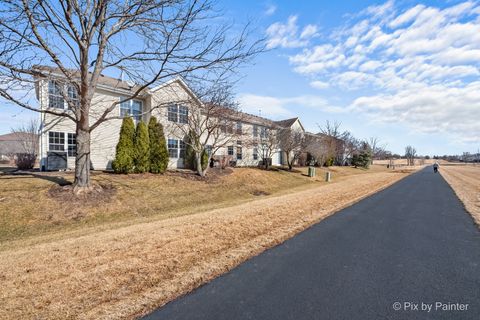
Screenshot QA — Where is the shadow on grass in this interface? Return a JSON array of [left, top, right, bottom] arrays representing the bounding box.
[[0, 168, 72, 186]]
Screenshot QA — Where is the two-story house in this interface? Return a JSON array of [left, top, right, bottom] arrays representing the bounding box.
[[34, 67, 307, 171]]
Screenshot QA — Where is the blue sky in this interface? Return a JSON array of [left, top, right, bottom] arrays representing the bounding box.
[[223, 0, 480, 156], [1, 0, 479, 156]]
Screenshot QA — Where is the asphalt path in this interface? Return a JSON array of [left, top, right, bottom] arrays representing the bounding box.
[[144, 167, 480, 319]]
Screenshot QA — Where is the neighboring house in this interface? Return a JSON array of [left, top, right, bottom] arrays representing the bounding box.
[[34, 67, 312, 171], [0, 132, 38, 164]]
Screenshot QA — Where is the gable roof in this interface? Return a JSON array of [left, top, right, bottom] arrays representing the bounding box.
[[0, 132, 37, 141], [274, 117, 298, 128], [150, 77, 203, 106], [32, 65, 145, 95], [0, 132, 38, 155]]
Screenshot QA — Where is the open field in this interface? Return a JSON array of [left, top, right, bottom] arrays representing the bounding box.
[[0, 165, 417, 319], [373, 159, 449, 166], [439, 164, 480, 226]]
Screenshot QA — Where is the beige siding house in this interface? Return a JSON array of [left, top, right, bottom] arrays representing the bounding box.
[[36, 70, 308, 171]]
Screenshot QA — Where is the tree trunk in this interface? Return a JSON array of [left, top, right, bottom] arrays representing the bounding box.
[[196, 151, 205, 177], [286, 153, 292, 171], [73, 127, 92, 193]]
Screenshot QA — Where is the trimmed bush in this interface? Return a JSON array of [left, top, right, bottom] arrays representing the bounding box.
[[112, 117, 135, 173], [134, 121, 150, 173], [148, 117, 169, 173]]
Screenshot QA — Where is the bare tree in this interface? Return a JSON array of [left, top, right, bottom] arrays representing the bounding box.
[[340, 131, 360, 164], [319, 120, 342, 138], [405, 145, 417, 166], [166, 80, 244, 177], [0, 0, 262, 193], [258, 128, 279, 170], [278, 128, 304, 170], [304, 133, 328, 166], [369, 137, 387, 160], [318, 120, 345, 165], [10, 119, 40, 169]]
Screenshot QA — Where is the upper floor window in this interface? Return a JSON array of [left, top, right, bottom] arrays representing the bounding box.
[[48, 80, 64, 109], [227, 146, 234, 156], [67, 86, 79, 109], [260, 127, 267, 138], [236, 122, 242, 134], [48, 132, 65, 151], [167, 104, 188, 124], [179, 106, 188, 124], [48, 80, 78, 109], [120, 99, 142, 122], [220, 123, 233, 134], [253, 125, 258, 137]]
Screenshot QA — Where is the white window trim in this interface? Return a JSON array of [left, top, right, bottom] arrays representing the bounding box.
[[48, 131, 76, 157], [119, 98, 143, 122]]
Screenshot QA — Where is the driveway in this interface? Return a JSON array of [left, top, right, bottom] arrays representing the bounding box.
[[144, 167, 480, 320]]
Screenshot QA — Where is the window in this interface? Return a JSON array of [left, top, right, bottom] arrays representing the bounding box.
[[168, 105, 177, 122], [179, 140, 186, 159], [253, 147, 258, 160], [48, 80, 64, 109], [260, 127, 267, 138], [205, 145, 213, 156], [236, 146, 242, 160], [49, 132, 65, 151], [237, 140, 242, 146], [131, 101, 142, 121], [227, 146, 234, 156], [253, 125, 258, 137], [167, 104, 188, 123], [179, 106, 188, 124], [120, 99, 142, 122], [236, 122, 242, 134], [67, 133, 76, 157], [120, 100, 130, 118], [168, 139, 178, 158], [67, 85, 79, 109]]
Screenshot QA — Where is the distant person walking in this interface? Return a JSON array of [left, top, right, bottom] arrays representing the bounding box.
[[433, 162, 439, 173]]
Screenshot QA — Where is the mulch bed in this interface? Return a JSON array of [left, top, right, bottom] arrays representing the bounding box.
[[48, 183, 116, 205]]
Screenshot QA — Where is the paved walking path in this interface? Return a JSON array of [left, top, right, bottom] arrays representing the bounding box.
[[144, 167, 480, 319]]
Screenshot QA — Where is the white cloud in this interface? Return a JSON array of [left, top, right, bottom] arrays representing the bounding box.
[[300, 24, 318, 39], [238, 93, 344, 118], [388, 4, 425, 28], [350, 82, 480, 143], [265, 4, 276, 16], [280, 1, 480, 145], [266, 16, 319, 49], [310, 80, 330, 89]]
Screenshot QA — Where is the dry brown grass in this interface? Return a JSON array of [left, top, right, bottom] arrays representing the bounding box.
[[0, 167, 314, 244], [0, 165, 416, 319], [440, 164, 480, 225]]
